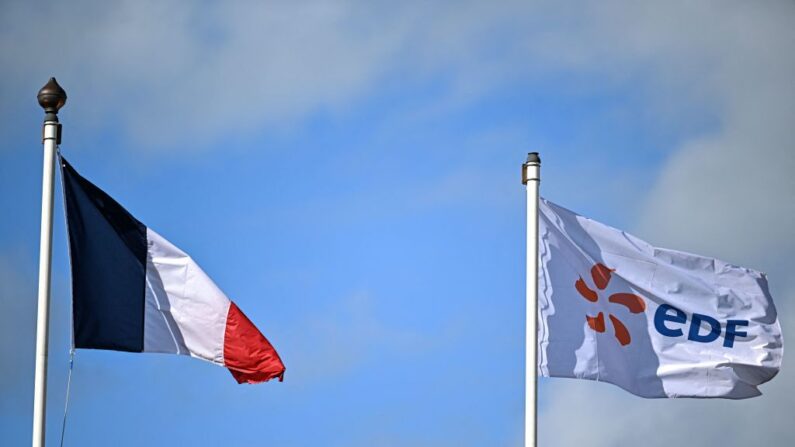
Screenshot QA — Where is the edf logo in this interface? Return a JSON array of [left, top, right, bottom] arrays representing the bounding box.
[[654, 304, 749, 348]]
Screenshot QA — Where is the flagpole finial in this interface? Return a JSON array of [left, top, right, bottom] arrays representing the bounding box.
[[37, 77, 67, 121]]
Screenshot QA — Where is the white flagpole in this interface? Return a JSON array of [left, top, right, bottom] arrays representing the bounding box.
[[32, 78, 67, 447], [523, 152, 540, 447]]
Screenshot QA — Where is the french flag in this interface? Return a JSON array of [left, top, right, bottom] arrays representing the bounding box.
[[60, 155, 285, 384]]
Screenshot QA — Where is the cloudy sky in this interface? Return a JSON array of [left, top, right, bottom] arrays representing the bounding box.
[[1, 1, 793, 445]]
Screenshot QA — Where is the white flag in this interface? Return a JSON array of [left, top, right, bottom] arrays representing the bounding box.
[[538, 198, 782, 398]]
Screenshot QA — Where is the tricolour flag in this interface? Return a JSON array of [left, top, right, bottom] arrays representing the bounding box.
[[538, 198, 782, 398], [60, 156, 285, 383]]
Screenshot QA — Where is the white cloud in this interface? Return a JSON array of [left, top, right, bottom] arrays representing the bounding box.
[[631, 2, 795, 266], [1, 1, 401, 148], [3, 0, 735, 151]]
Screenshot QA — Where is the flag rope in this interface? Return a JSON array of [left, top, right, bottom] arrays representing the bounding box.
[[59, 350, 74, 447], [57, 147, 76, 447]]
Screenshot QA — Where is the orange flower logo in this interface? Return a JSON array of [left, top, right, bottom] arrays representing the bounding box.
[[575, 263, 645, 346]]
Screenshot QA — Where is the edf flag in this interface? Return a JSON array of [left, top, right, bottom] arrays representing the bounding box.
[[538, 198, 782, 398], [60, 156, 285, 384]]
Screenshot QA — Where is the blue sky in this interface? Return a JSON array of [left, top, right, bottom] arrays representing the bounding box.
[[1, 1, 793, 446]]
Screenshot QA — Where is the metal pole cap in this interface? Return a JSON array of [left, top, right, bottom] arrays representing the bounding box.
[[522, 152, 541, 184], [37, 78, 67, 115]]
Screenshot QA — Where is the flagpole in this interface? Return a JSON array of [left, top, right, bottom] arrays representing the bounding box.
[[32, 78, 66, 447], [523, 152, 540, 447]]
